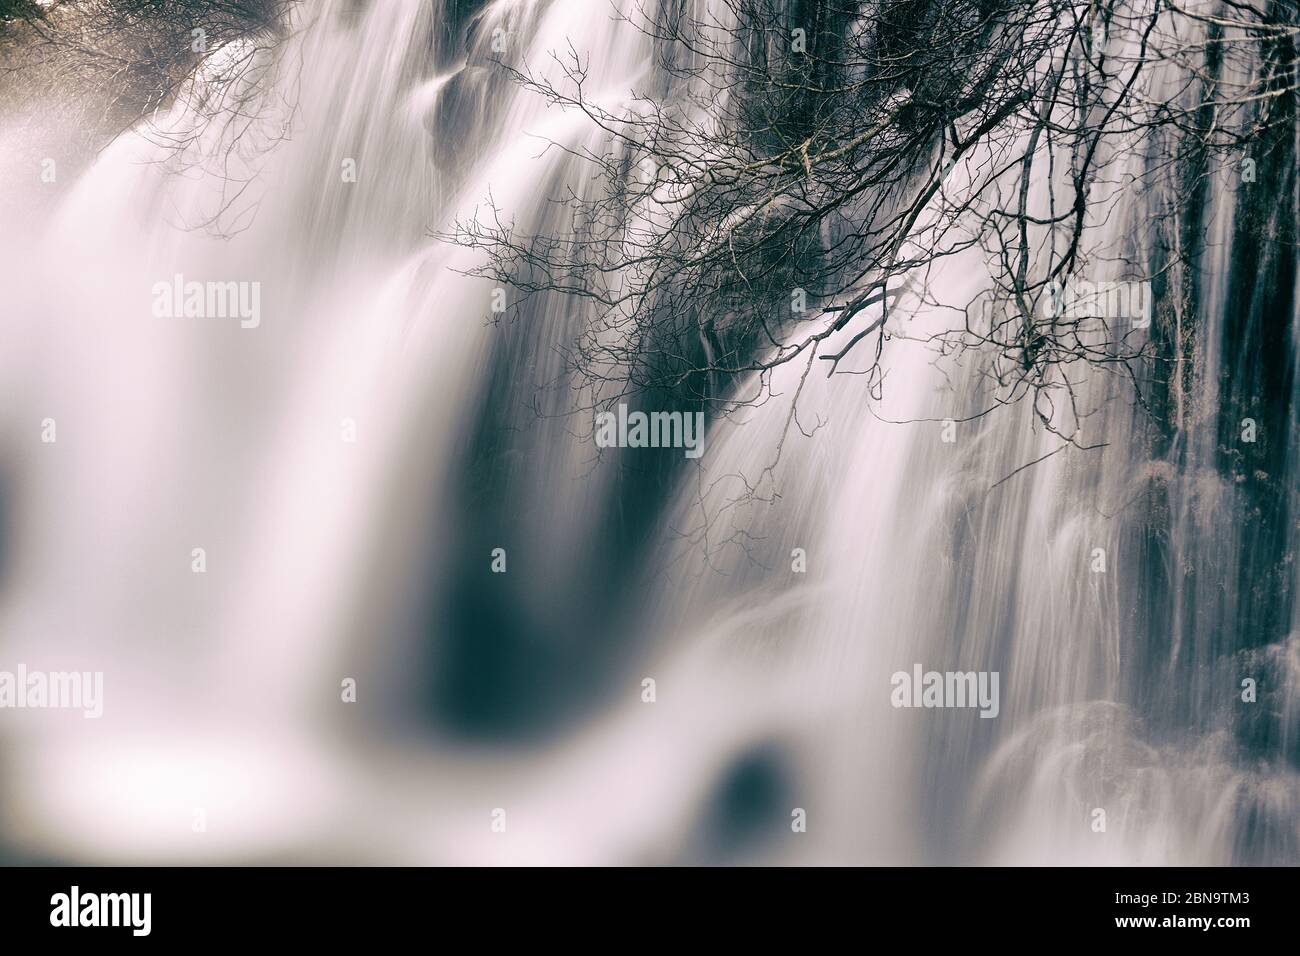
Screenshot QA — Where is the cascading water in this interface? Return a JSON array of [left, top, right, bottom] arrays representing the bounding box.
[[0, 0, 1295, 866], [633, 3, 1300, 865]]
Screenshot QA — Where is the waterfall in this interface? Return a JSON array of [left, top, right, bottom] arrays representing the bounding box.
[[0, 0, 1295, 865]]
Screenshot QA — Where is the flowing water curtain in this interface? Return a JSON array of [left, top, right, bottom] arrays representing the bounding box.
[[0, 0, 1296, 865], [637, 0, 1300, 864]]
